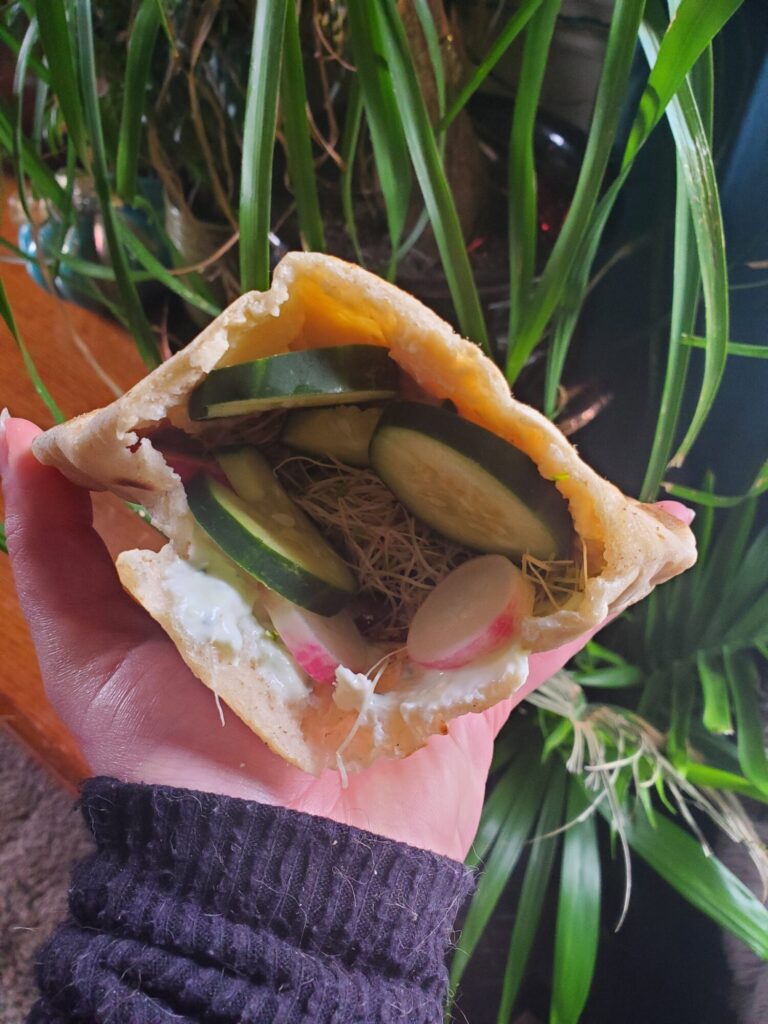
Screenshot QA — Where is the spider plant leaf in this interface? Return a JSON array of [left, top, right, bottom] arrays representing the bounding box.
[[115, 222, 221, 317], [280, 0, 324, 253], [637, 15, 729, 469], [639, 161, 698, 500], [346, 1, 411, 273], [0, 21, 49, 84], [707, 524, 768, 642], [508, 0, 561, 350], [667, 664, 695, 765], [0, 522, 6, 555], [240, 0, 287, 292], [697, 652, 733, 735], [490, 725, 519, 774], [451, 753, 550, 990], [116, 0, 161, 202], [340, 78, 364, 266], [12, 16, 39, 225], [576, 665, 644, 689], [624, 0, 743, 166], [623, 805, 768, 957], [468, 724, 538, 869], [376, 0, 491, 354], [550, 779, 601, 1024], [442, 0, 546, 130], [542, 717, 574, 760], [36, 0, 86, 165], [725, 649, 768, 794], [507, 0, 645, 384], [497, 764, 566, 1023], [413, 0, 445, 119], [0, 104, 65, 205], [686, 499, 756, 640], [0, 280, 64, 424], [682, 334, 768, 359], [75, 0, 159, 369], [663, 462, 768, 507], [693, 471, 716, 561], [583, 640, 631, 668], [681, 763, 768, 805]]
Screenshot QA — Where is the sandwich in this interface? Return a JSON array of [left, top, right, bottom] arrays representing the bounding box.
[[33, 254, 696, 775]]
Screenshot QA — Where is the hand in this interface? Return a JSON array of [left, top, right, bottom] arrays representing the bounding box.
[[0, 417, 692, 861]]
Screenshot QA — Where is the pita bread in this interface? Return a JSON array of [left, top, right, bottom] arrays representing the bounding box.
[[33, 253, 696, 774]]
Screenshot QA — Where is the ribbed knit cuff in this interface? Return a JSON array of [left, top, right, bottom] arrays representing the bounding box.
[[30, 777, 474, 1023]]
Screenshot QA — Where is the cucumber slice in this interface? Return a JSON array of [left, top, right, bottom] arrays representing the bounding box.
[[369, 402, 573, 560], [186, 449, 357, 614], [188, 345, 398, 420], [282, 406, 383, 466]]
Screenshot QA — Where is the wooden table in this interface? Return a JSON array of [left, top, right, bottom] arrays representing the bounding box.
[[0, 182, 156, 790]]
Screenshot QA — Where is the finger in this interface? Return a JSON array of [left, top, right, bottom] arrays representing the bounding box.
[[654, 499, 695, 526], [1, 418, 155, 699]]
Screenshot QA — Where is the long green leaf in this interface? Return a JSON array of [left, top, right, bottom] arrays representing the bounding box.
[[0, 280, 64, 423], [377, 0, 490, 353], [280, 0, 324, 252], [75, 0, 159, 369], [639, 164, 698, 499], [637, 17, 729, 468], [116, 0, 161, 202], [725, 649, 768, 794], [115, 222, 221, 317], [508, 0, 645, 383], [624, 0, 743, 166], [346, 2, 411, 273], [541, 0, 739, 423], [682, 334, 768, 358], [451, 754, 550, 990], [497, 765, 566, 1023], [36, 0, 87, 164], [697, 652, 733, 734], [624, 806, 768, 957], [0, 103, 65, 205], [667, 664, 695, 765], [441, 0, 546, 130], [0, 521, 6, 555], [576, 665, 644, 689], [0, 21, 50, 84], [413, 0, 446, 120], [508, 0, 561, 349], [240, 0, 287, 291], [663, 462, 768, 506], [339, 78, 364, 265], [681, 763, 768, 805], [466, 763, 523, 873], [550, 780, 601, 1024], [12, 16, 39, 225]]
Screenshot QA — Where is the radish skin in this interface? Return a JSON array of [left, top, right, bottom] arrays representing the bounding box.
[[407, 555, 535, 669], [164, 451, 227, 486], [263, 591, 369, 684]]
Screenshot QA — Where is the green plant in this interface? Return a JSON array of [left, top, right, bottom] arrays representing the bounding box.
[[2, 1, 767, 1020], [451, 493, 768, 1021]]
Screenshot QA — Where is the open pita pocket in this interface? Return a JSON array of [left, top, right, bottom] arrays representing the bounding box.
[[33, 253, 696, 775]]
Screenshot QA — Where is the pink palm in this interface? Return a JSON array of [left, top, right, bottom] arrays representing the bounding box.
[[2, 418, 667, 860]]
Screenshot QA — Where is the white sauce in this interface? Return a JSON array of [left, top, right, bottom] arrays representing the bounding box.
[[161, 554, 311, 704], [334, 643, 530, 740], [164, 558, 254, 653]]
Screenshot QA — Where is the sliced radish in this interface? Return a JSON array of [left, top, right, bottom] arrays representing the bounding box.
[[162, 451, 228, 486], [263, 591, 369, 684], [407, 555, 535, 669]]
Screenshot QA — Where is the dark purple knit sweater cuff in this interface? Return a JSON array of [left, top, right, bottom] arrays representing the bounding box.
[[30, 776, 474, 1023]]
